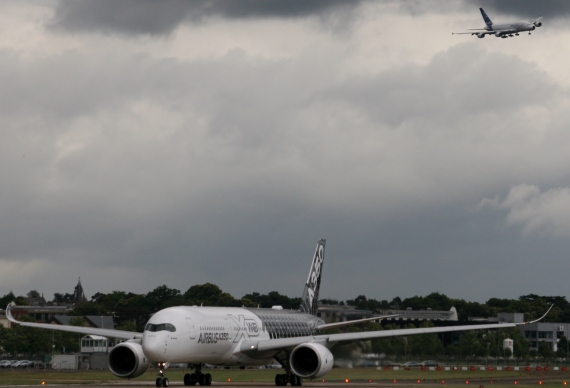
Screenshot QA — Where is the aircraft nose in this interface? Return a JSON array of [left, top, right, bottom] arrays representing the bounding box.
[[143, 332, 167, 360]]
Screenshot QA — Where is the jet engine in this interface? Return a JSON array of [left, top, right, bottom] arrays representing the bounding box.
[[534, 22, 542, 27], [477, 33, 485, 38], [108, 340, 151, 378], [290, 343, 334, 379], [494, 32, 503, 37]]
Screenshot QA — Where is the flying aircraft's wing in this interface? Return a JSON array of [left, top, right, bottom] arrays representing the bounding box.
[[452, 31, 495, 35], [6, 303, 142, 340], [532, 16, 543, 23], [240, 305, 553, 355]]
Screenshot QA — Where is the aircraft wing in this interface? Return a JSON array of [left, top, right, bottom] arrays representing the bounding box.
[[240, 321, 516, 354], [452, 31, 495, 35], [6, 303, 142, 340], [532, 16, 543, 23], [317, 314, 398, 330], [240, 305, 553, 355]]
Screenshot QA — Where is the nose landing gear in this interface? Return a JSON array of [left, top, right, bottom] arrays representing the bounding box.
[[155, 363, 169, 387]]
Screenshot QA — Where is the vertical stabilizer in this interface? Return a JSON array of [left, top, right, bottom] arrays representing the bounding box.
[[479, 8, 493, 29], [299, 239, 326, 315]]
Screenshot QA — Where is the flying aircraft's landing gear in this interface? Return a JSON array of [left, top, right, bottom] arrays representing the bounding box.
[[156, 363, 169, 387], [184, 364, 212, 386], [275, 372, 303, 386]]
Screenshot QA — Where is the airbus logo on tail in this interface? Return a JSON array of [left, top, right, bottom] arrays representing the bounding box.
[[306, 244, 324, 307]]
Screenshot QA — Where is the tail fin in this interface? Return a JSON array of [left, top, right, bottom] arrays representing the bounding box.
[[299, 239, 326, 315], [479, 8, 493, 28]]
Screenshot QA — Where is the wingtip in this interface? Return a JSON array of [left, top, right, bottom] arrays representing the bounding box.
[[5, 302, 17, 323], [522, 304, 554, 325]]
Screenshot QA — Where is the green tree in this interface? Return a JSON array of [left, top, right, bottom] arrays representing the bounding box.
[[71, 301, 107, 316], [408, 321, 443, 357], [185, 283, 224, 305], [53, 293, 74, 304], [0, 292, 16, 307], [241, 291, 300, 309], [146, 285, 184, 311], [538, 341, 554, 360], [115, 295, 153, 331]]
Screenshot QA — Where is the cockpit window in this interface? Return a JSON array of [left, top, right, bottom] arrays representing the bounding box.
[[144, 323, 176, 332]]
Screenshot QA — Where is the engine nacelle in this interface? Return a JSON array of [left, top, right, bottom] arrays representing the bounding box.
[[535, 22, 542, 27], [108, 340, 151, 378], [477, 33, 485, 39], [494, 32, 502, 37], [290, 343, 334, 379]]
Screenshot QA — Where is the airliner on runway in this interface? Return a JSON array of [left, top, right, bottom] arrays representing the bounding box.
[[453, 8, 543, 38], [7, 240, 552, 387]]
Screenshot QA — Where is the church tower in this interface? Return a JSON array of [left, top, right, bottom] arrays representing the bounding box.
[[72, 277, 88, 303]]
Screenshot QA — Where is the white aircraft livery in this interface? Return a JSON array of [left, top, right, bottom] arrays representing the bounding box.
[[453, 8, 543, 39], [7, 239, 552, 387]]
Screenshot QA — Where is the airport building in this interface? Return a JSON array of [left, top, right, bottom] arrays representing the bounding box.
[[469, 312, 568, 352], [522, 322, 569, 352], [79, 335, 116, 369]]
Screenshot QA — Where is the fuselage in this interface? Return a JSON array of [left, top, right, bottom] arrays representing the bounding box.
[[141, 306, 324, 365], [486, 21, 536, 32]]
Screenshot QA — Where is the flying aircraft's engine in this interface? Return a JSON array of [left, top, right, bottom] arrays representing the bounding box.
[[494, 32, 503, 37], [290, 343, 334, 379], [108, 340, 151, 378], [477, 33, 485, 38], [534, 22, 542, 27]]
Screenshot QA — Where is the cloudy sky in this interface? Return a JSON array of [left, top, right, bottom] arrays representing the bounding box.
[[1, 0, 570, 305]]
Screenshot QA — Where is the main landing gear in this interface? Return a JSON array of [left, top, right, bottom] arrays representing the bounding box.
[[155, 363, 169, 387], [184, 364, 212, 386], [273, 353, 302, 386], [275, 372, 303, 386]]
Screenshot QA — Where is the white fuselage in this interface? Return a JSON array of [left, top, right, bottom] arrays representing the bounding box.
[[488, 21, 535, 33], [141, 306, 321, 366]]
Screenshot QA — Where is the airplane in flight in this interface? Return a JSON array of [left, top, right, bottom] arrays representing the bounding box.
[[7, 239, 552, 387], [453, 8, 543, 39]]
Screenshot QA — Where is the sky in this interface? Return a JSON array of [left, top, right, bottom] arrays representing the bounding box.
[[1, 0, 570, 305]]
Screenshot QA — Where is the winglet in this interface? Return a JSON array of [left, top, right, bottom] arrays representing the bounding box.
[[5, 302, 17, 324], [519, 304, 554, 325]]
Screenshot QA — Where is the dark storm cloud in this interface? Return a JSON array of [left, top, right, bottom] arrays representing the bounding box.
[[2, 35, 569, 302], [323, 44, 556, 128], [50, 0, 367, 35], [468, 0, 569, 20]]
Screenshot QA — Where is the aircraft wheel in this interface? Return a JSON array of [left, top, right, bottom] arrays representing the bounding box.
[[292, 374, 303, 386], [275, 374, 285, 386], [198, 374, 206, 386], [205, 374, 212, 386], [156, 378, 163, 387], [189, 373, 198, 386], [163, 378, 169, 387], [184, 374, 191, 386]]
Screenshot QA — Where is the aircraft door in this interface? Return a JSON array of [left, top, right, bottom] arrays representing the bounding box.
[[185, 318, 196, 339]]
